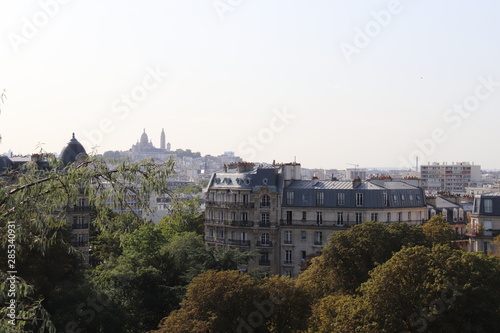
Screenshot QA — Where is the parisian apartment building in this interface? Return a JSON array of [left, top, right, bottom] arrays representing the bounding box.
[[204, 162, 427, 277], [468, 192, 500, 256], [420, 162, 481, 194]]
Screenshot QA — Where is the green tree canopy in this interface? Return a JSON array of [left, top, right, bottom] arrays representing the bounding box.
[[298, 222, 428, 297], [155, 270, 265, 333]]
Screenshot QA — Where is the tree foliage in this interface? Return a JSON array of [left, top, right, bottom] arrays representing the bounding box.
[[158, 197, 204, 237], [0, 156, 174, 330], [422, 214, 456, 246], [319, 245, 500, 332], [298, 222, 428, 297], [155, 270, 265, 333]]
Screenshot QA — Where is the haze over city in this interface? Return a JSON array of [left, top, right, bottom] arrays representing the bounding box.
[[1, 0, 500, 169]]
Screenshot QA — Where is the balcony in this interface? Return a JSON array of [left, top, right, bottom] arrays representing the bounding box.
[[72, 241, 88, 247], [284, 240, 293, 245], [466, 229, 500, 238], [69, 205, 93, 212], [230, 220, 249, 227], [205, 236, 215, 242], [259, 259, 271, 266], [256, 241, 273, 248], [206, 201, 255, 209], [259, 222, 271, 228], [280, 219, 333, 227], [228, 239, 251, 246], [72, 223, 89, 230], [283, 260, 293, 265], [314, 241, 323, 246]]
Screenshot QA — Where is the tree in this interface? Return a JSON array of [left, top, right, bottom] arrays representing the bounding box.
[[154, 270, 266, 333], [262, 276, 312, 333], [90, 211, 145, 264], [307, 294, 369, 333], [328, 245, 500, 332], [422, 214, 456, 246], [0, 156, 174, 330], [298, 222, 427, 297], [158, 197, 205, 237]]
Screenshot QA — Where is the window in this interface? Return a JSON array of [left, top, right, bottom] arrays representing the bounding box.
[[261, 195, 270, 208], [383, 192, 388, 206], [337, 192, 345, 206], [285, 250, 293, 264], [301, 251, 307, 260], [231, 211, 237, 221], [209, 210, 215, 221], [261, 233, 270, 245], [286, 191, 294, 205], [209, 229, 214, 237], [301, 231, 307, 241], [72, 216, 88, 229], [261, 213, 270, 225], [398, 212, 403, 222], [242, 194, 248, 203], [218, 230, 224, 239], [337, 212, 344, 225], [393, 194, 397, 202], [314, 231, 323, 245], [286, 211, 292, 225], [284, 270, 292, 277], [387, 212, 391, 222], [316, 212, 323, 225], [473, 198, 480, 213], [316, 192, 324, 206], [302, 211, 307, 220], [284, 231, 292, 244], [218, 211, 224, 222], [371, 213, 378, 222], [401, 194, 405, 201], [409, 194, 414, 201], [259, 252, 270, 266], [356, 193, 363, 206], [241, 212, 248, 222], [241, 232, 248, 241], [485, 199, 493, 213], [408, 212, 411, 221], [416, 194, 421, 201], [355, 212, 362, 224]]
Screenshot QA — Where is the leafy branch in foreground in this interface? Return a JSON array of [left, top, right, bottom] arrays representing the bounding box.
[[0, 155, 174, 330]]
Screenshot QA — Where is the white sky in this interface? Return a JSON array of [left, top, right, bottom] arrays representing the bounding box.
[[1, 0, 500, 169]]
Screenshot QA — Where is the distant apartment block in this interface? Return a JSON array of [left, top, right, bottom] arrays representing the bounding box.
[[420, 162, 481, 194], [205, 162, 427, 277], [346, 168, 367, 180]]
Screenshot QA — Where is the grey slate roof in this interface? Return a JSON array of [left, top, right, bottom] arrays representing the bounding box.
[[208, 167, 283, 192], [428, 197, 460, 209]]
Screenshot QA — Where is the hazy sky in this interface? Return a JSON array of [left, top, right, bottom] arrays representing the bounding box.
[[1, 0, 500, 169]]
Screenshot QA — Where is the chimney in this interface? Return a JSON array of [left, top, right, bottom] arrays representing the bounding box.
[[353, 178, 361, 188]]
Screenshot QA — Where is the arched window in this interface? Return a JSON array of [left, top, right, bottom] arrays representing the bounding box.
[[261, 195, 270, 208]]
